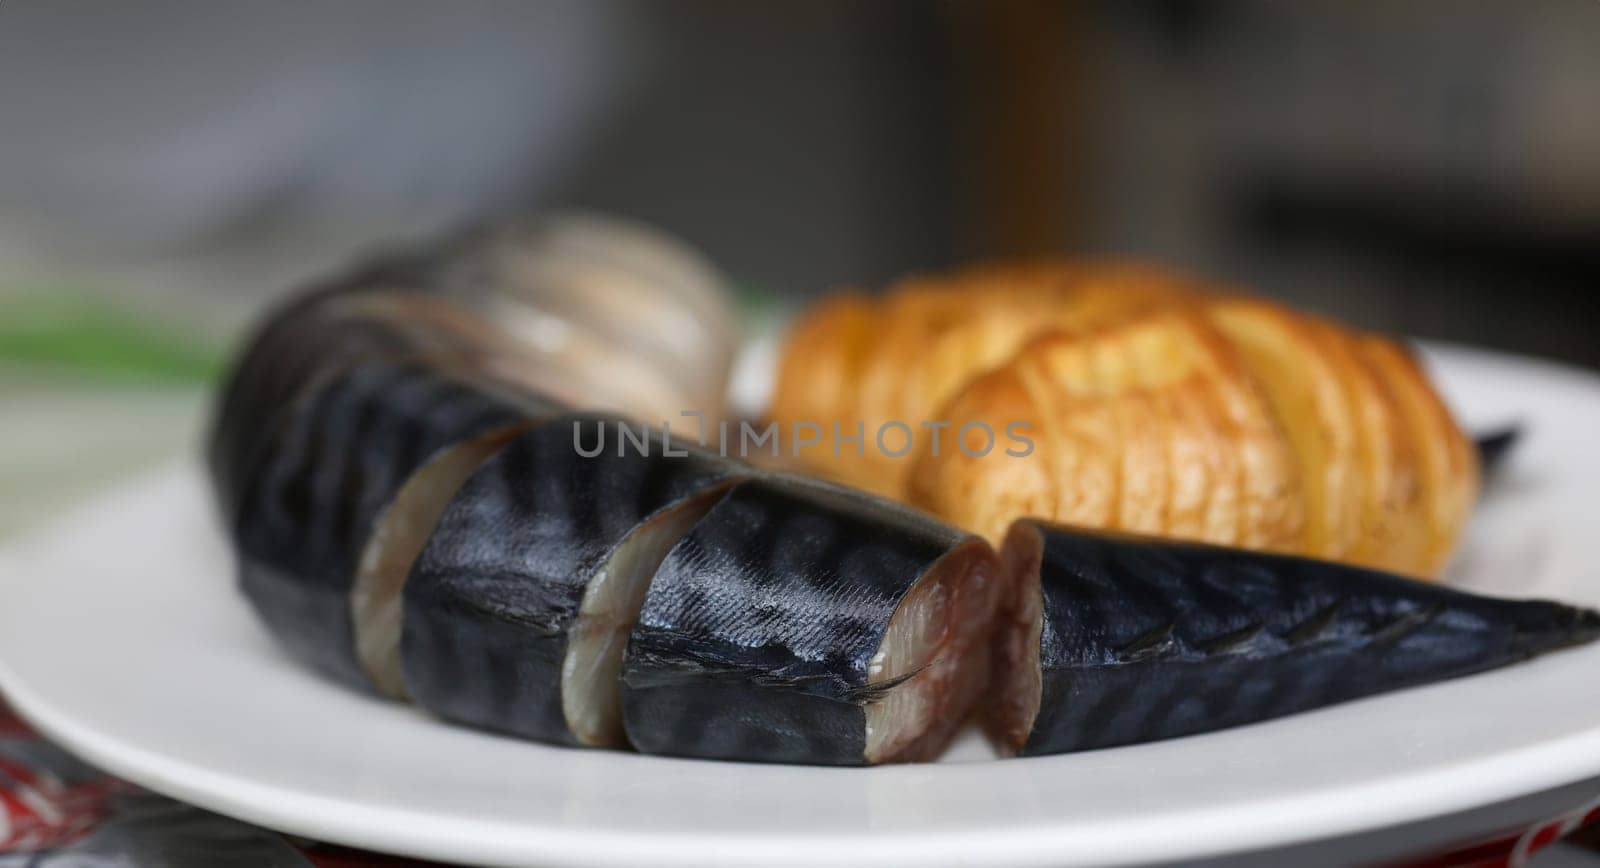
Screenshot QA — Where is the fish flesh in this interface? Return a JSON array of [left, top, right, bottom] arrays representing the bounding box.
[[421, 217, 741, 418], [351, 423, 533, 699], [621, 476, 1004, 765], [401, 416, 746, 746], [989, 518, 1600, 757]]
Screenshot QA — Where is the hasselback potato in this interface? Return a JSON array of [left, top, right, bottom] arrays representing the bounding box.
[[768, 263, 1477, 578]]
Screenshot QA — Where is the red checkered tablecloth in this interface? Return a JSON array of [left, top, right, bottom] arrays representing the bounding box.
[[0, 697, 434, 866]]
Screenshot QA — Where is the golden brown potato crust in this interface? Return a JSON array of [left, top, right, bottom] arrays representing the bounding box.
[[768, 262, 1199, 497], [769, 263, 1477, 579]]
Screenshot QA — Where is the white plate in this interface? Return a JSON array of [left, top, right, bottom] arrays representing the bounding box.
[[3, 345, 1600, 868]]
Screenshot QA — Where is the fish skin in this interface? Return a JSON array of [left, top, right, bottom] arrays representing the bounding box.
[[210, 292, 399, 519], [401, 415, 746, 744], [232, 359, 532, 690], [1474, 425, 1522, 480], [1017, 520, 1600, 756], [207, 237, 544, 520], [206, 245, 456, 516], [211, 296, 568, 523], [621, 475, 968, 765]]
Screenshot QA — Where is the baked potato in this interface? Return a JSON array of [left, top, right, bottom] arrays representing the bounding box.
[[769, 264, 1477, 578]]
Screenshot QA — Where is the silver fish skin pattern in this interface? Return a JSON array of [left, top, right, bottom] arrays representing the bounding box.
[[401, 415, 746, 744], [1020, 521, 1600, 756], [621, 476, 967, 765], [232, 359, 530, 690]]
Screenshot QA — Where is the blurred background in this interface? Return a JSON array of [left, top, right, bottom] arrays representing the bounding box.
[[2, 0, 1599, 532]]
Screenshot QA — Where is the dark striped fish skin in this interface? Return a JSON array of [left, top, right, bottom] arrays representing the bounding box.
[[620, 476, 972, 766], [233, 359, 534, 690], [401, 416, 745, 745], [210, 302, 557, 524], [211, 293, 390, 519], [1013, 520, 1600, 757], [1475, 425, 1522, 480], [206, 247, 453, 516], [207, 236, 550, 521]]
